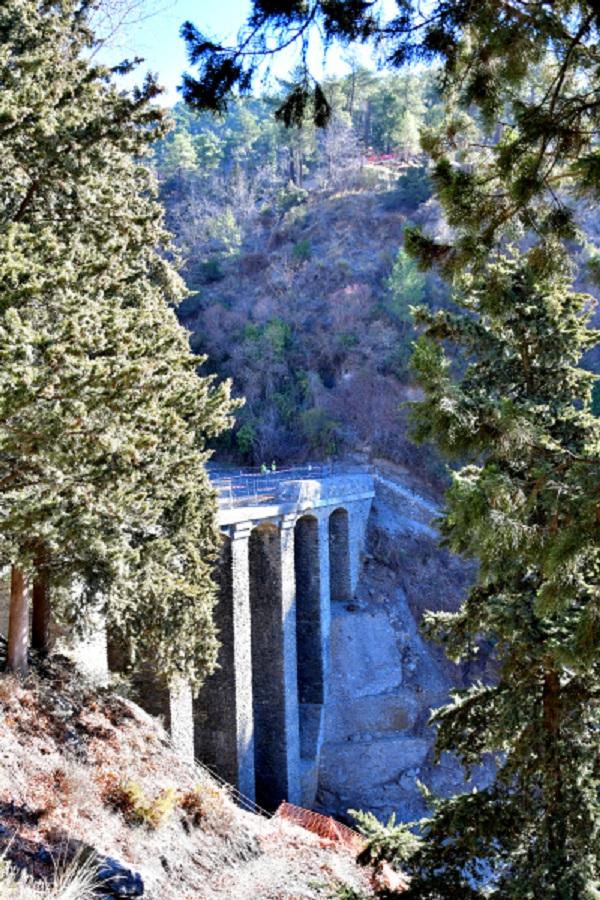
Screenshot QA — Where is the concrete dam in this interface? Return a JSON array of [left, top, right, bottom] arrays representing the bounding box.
[[71, 465, 375, 812], [201, 465, 375, 811]]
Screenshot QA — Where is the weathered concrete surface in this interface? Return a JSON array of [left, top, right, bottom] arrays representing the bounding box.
[[328, 609, 403, 699], [316, 472, 492, 823], [193, 527, 255, 799], [168, 680, 195, 761], [193, 470, 374, 810], [319, 735, 430, 815]]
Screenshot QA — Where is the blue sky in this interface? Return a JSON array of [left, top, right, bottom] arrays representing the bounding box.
[[97, 0, 393, 105], [97, 1, 253, 104]]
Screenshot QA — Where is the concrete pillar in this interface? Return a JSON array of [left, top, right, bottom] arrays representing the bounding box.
[[295, 516, 322, 743], [280, 515, 301, 805], [317, 514, 332, 691], [348, 498, 373, 596], [194, 526, 255, 801], [249, 520, 300, 810], [169, 680, 195, 762], [295, 514, 327, 807]]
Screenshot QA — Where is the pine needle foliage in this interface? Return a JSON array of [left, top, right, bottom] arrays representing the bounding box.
[[0, 0, 237, 687], [351, 809, 421, 873], [398, 245, 600, 897]]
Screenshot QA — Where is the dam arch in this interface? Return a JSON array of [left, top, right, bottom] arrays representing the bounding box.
[[328, 507, 351, 603], [80, 466, 375, 810]]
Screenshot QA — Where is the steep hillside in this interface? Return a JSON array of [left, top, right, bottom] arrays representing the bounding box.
[[153, 65, 600, 483], [0, 646, 374, 900], [177, 175, 449, 497], [158, 84, 600, 473]]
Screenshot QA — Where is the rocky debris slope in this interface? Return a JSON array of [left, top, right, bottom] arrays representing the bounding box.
[[0, 648, 373, 899], [317, 468, 492, 823]]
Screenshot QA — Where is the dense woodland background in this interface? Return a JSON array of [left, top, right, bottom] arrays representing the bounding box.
[[151, 67, 600, 490]]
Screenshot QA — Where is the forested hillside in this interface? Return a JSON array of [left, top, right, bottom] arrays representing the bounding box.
[[151, 71, 447, 490], [152, 67, 600, 489]]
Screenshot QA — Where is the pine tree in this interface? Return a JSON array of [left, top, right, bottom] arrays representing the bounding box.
[[0, 0, 236, 685], [162, 130, 199, 176], [387, 249, 426, 319], [393, 245, 600, 896]]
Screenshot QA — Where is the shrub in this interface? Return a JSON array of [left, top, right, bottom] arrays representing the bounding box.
[[359, 166, 391, 190], [178, 784, 222, 827], [192, 258, 225, 285], [0, 851, 99, 899], [299, 408, 340, 456], [339, 331, 359, 349], [386, 247, 426, 321], [236, 421, 257, 456], [351, 809, 421, 871], [396, 166, 432, 208], [264, 318, 291, 359], [238, 252, 270, 276], [380, 189, 405, 212], [103, 776, 177, 829], [242, 323, 261, 342], [378, 342, 413, 379], [179, 788, 206, 827], [328, 885, 370, 900], [292, 238, 312, 263], [380, 167, 432, 212], [275, 182, 308, 214], [273, 390, 296, 423]]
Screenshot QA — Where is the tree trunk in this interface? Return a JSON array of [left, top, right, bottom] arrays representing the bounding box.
[[364, 101, 372, 147], [348, 69, 356, 117], [7, 566, 29, 676], [31, 561, 50, 655], [542, 667, 565, 867]]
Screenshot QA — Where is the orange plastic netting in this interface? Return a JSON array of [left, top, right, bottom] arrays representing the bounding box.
[[274, 802, 364, 853], [275, 803, 411, 893]]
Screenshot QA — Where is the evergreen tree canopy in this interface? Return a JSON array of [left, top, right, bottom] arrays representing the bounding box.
[[398, 243, 600, 896], [0, 0, 236, 686], [182, 0, 600, 158]]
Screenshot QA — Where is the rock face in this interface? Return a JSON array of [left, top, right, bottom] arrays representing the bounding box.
[[97, 857, 144, 897], [316, 471, 489, 823]]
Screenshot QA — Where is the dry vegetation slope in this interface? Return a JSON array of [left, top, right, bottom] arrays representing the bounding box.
[[0, 646, 373, 900], [184, 179, 447, 485]]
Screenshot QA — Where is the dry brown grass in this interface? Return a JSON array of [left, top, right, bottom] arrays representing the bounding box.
[[0, 654, 375, 899], [0, 852, 98, 900]]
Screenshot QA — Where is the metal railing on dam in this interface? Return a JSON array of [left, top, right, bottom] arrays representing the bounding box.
[[208, 462, 374, 509]]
